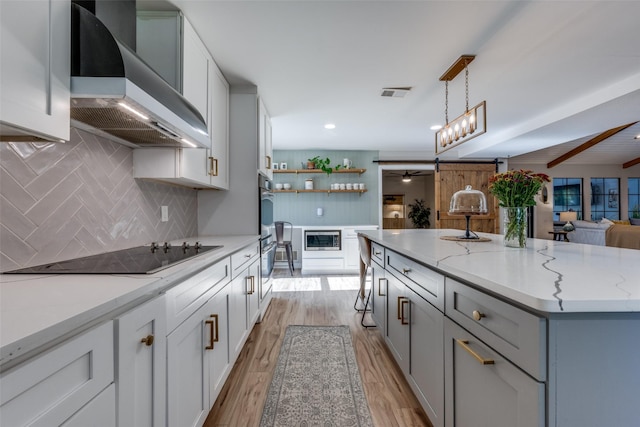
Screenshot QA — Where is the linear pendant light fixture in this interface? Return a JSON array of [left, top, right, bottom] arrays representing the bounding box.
[[435, 55, 487, 154]]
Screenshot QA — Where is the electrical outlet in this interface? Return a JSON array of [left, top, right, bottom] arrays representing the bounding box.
[[161, 206, 168, 222]]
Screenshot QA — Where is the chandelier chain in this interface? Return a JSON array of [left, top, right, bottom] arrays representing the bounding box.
[[445, 80, 449, 125], [465, 61, 469, 112]]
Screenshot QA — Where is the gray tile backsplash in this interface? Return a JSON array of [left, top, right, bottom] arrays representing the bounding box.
[[0, 128, 198, 272]]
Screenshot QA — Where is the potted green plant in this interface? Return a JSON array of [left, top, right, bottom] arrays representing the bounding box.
[[308, 156, 341, 175], [407, 199, 431, 228]]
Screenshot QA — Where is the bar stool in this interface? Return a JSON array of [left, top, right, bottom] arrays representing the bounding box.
[[353, 235, 375, 328], [274, 221, 294, 275]]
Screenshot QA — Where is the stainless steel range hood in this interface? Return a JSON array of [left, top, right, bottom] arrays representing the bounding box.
[[70, 2, 209, 149]]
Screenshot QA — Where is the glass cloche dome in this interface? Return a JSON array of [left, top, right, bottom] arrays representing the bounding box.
[[449, 185, 487, 215]]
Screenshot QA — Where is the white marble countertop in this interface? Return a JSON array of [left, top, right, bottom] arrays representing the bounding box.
[[0, 235, 258, 368], [358, 229, 640, 313]]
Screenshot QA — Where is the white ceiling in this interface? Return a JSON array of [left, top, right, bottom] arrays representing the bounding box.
[[147, 0, 640, 164]]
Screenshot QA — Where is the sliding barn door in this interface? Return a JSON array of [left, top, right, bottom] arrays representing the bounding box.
[[435, 163, 499, 233]]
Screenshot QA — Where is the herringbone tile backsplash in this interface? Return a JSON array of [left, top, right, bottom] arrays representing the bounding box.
[[0, 128, 198, 272]]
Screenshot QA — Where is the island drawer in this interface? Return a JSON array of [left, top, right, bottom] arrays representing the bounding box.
[[445, 278, 546, 381], [231, 243, 260, 278], [387, 249, 444, 312], [370, 242, 385, 267], [165, 257, 231, 333]]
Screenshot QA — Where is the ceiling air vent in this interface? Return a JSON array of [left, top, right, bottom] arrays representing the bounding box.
[[380, 87, 412, 98]]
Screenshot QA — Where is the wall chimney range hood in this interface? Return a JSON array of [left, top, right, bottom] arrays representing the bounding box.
[[70, 2, 209, 149]]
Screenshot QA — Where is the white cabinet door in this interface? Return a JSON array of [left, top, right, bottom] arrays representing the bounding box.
[[258, 97, 273, 179], [0, 0, 70, 142], [0, 322, 114, 427], [206, 287, 230, 407], [134, 14, 230, 190], [61, 384, 116, 427], [444, 318, 544, 427], [246, 260, 261, 327], [116, 296, 167, 427], [385, 274, 410, 373], [409, 290, 444, 427], [344, 237, 359, 271], [208, 63, 230, 189], [166, 302, 210, 427], [228, 273, 248, 360]]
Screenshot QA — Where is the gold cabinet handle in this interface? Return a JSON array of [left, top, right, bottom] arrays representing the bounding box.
[[205, 316, 215, 350], [266, 155, 272, 169], [472, 310, 486, 321], [374, 250, 381, 255], [378, 278, 387, 297], [208, 156, 219, 176], [211, 314, 219, 343], [247, 276, 255, 295], [456, 339, 495, 365], [400, 299, 409, 325], [402, 268, 411, 274], [140, 335, 154, 346], [397, 296, 403, 320]]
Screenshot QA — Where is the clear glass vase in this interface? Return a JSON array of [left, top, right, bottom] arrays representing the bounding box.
[[503, 207, 528, 248]]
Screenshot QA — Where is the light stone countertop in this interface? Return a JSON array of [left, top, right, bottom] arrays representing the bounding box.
[[0, 235, 258, 369], [358, 229, 640, 313]]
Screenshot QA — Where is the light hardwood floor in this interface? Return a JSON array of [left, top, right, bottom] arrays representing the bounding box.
[[203, 270, 432, 427]]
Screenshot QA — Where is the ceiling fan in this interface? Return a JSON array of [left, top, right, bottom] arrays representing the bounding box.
[[384, 170, 431, 182]]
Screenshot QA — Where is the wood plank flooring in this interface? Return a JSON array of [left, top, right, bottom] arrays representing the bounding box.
[[203, 270, 432, 427]]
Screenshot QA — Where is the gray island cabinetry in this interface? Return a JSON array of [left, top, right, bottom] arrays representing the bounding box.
[[359, 229, 640, 427]]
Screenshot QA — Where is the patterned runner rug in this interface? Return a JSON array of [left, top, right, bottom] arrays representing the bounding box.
[[259, 325, 374, 427]]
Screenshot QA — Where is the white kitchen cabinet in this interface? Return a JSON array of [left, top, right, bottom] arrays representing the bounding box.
[[166, 284, 230, 427], [115, 295, 167, 427], [0, 322, 114, 426], [61, 384, 116, 427], [134, 13, 229, 189], [343, 236, 360, 271], [444, 318, 544, 427], [229, 247, 261, 360], [0, 0, 70, 142], [258, 97, 273, 179]]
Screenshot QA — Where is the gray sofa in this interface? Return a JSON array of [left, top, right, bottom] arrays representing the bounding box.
[[567, 220, 612, 245]]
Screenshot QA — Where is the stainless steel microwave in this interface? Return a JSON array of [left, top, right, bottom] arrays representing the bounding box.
[[304, 230, 341, 251]]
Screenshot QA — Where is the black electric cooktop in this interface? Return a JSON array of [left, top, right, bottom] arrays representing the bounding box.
[[3, 243, 223, 275]]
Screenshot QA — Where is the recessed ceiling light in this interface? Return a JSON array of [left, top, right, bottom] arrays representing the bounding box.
[[430, 124, 442, 131], [324, 123, 336, 130]]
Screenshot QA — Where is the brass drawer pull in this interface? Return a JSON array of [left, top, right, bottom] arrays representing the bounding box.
[[400, 299, 409, 325], [378, 278, 387, 297], [140, 335, 154, 346], [247, 276, 255, 294], [266, 155, 272, 169], [205, 318, 215, 350], [374, 250, 381, 255], [208, 156, 219, 176], [211, 314, 219, 343], [456, 339, 494, 365], [397, 296, 403, 319], [472, 310, 486, 321], [402, 268, 411, 274]]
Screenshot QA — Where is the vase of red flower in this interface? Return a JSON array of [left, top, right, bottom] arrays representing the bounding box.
[[489, 169, 550, 248]]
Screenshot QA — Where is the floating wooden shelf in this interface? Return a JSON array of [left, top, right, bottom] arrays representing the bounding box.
[[273, 168, 366, 175], [273, 189, 368, 196]]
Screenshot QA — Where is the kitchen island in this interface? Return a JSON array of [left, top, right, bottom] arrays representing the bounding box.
[[358, 229, 640, 427]]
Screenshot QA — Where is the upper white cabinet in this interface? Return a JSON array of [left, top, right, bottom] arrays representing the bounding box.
[[0, 0, 70, 142], [134, 12, 229, 189], [258, 97, 273, 179]]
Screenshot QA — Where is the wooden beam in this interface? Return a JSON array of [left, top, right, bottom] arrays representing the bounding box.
[[623, 157, 640, 169], [546, 122, 638, 169], [439, 55, 475, 81]]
